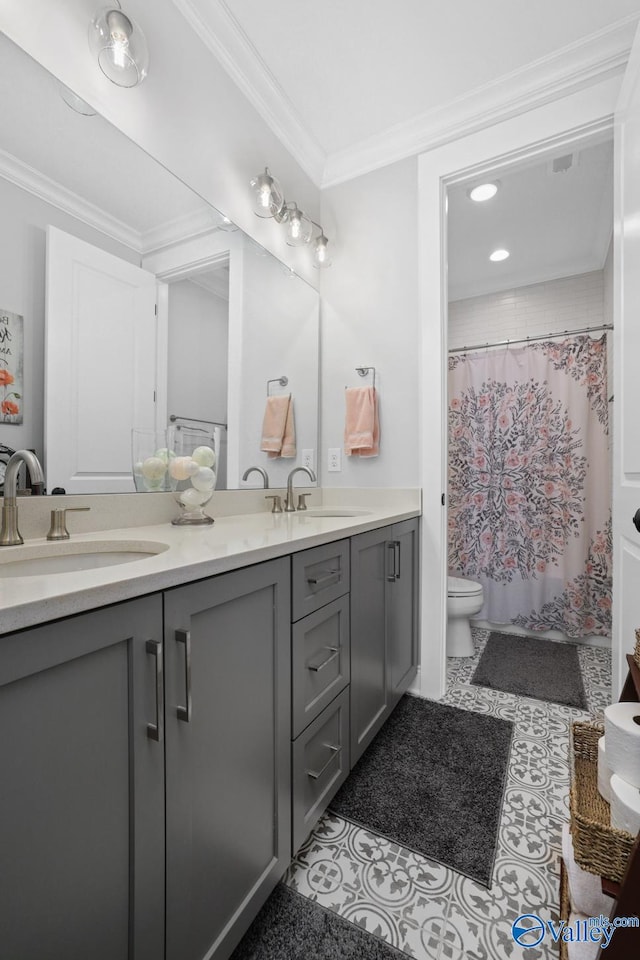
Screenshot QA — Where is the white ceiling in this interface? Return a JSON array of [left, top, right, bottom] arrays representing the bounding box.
[[447, 136, 613, 300], [174, 0, 639, 185]]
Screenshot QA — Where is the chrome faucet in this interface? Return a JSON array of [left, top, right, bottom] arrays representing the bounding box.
[[284, 466, 316, 512], [242, 466, 270, 488], [0, 450, 46, 546]]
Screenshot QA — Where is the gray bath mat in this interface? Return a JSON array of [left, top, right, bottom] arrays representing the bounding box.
[[329, 695, 513, 887], [471, 632, 587, 708], [230, 884, 406, 960]]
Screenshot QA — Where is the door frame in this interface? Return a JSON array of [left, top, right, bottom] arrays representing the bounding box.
[[416, 76, 621, 701]]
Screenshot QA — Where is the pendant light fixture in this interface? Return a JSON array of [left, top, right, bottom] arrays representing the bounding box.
[[249, 167, 331, 267], [313, 233, 331, 269], [249, 168, 285, 220], [284, 204, 313, 246], [89, 3, 149, 88]]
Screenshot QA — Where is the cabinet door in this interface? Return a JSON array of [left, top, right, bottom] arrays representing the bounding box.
[[350, 527, 391, 766], [387, 518, 420, 709], [0, 597, 165, 960], [164, 558, 291, 960]]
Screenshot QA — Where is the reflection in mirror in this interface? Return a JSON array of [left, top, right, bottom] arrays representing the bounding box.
[[0, 32, 319, 493]]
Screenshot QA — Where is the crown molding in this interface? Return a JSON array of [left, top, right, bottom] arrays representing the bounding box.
[[171, 0, 326, 185], [322, 16, 638, 187], [0, 146, 229, 258], [0, 147, 143, 251], [141, 206, 225, 254]]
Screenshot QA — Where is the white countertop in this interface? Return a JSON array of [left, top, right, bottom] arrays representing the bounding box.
[[0, 494, 420, 634]]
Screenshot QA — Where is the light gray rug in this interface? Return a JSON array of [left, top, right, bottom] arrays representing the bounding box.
[[471, 631, 587, 709], [329, 695, 513, 887]]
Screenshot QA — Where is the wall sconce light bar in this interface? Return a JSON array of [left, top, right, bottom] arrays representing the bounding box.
[[249, 167, 331, 267]]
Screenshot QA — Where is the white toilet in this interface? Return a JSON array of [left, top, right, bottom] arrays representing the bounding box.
[[447, 575, 484, 657]]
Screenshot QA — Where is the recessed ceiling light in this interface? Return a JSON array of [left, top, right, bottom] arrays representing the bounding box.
[[468, 182, 499, 202], [490, 249, 510, 262]]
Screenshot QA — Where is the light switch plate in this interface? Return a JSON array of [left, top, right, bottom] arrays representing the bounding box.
[[328, 448, 341, 472]]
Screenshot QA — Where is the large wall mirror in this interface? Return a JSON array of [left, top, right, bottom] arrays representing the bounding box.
[[0, 32, 319, 493]]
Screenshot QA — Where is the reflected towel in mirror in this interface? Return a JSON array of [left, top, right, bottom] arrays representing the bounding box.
[[261, 394, 296, 458]]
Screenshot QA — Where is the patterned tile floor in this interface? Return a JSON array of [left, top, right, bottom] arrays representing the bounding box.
[[284, 628, 611, 959]]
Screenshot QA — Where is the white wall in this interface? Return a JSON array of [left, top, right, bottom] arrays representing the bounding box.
[[449, 270, 605, 347], [230, 238, 319, 490], [0, 175, 138, 459], [167, 280, 228, 427], [0, 0, 321, 285], [319, 156, 420, 487]]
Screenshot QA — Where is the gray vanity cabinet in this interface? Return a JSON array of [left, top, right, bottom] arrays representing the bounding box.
[[163, 558, 291, 960], [350, 518, 419, 765], [0, 596, 165, 960]]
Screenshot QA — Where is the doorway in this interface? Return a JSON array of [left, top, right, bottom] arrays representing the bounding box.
[[444, 134, 613, 696], [416, 78, 619, 702]]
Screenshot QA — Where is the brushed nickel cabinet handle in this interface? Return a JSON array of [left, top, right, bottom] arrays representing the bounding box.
[[146, 639, 164, 742], [394, 540, 401, 580], [307, 744, 341, 780], [386, 542, 396, 582], [308, 646, 339, 673], [176, 629, 192, 723], [307, 570, 340, 588]]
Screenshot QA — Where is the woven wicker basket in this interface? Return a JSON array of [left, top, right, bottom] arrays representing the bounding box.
[[635, 628, 640, 670], [569, 720, 635, 883]]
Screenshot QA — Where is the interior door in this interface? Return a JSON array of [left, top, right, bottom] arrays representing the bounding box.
[[612, 24, 640, 696], [45, 226, 161, 493]]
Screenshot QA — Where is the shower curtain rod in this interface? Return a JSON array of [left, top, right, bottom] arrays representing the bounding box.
[[448, 322, 613, 354]]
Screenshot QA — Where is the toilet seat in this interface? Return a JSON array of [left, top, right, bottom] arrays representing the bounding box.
[[448, 575, 483, 598]]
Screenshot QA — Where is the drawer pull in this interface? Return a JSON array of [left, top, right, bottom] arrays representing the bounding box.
[[308, 646, 339, 673], [175, 629, 192, 723], [307, 570, 340, 588], [307, 744, 341, 780], [146, 639, 164, 743]]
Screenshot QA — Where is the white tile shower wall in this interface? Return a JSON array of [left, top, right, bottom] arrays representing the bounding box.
[[448, 270, 605, 350]]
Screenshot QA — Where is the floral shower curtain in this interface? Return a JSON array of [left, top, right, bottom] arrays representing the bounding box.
[[448, 334, 611, 639]]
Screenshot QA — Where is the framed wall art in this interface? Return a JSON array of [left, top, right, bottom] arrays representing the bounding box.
[[0, 309, 23, 425]]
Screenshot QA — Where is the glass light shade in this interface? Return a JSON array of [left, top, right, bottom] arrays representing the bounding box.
[[217, 215, 238, 232], [313, 234, 331, 268], [58, 82, 97, 116], [284, 204, 312, 246], [89, 7, 149, 88], [249, 168, 285, 219]]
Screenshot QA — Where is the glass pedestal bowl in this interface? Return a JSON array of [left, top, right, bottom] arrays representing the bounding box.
[[166, 426, 217, 525]]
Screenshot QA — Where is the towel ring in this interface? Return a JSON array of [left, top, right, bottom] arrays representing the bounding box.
[[267, 376, 288, 395], [345, 366, 376, 390]]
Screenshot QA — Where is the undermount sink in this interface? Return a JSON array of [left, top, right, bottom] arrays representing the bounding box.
[[0, 540, 170, 578], [300, 509, 372, 518]]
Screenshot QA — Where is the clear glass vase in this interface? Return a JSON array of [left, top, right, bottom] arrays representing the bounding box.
[[166, 425, 217, 525], [131, 428, 171, 492]]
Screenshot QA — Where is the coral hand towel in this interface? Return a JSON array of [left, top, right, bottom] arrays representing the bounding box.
[[344, 387, 379, 457], [261, 394, 296, 458]]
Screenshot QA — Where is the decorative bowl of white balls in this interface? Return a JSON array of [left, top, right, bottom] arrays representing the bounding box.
[[166, 426, 218, 525], [132, 428, 172, 493]]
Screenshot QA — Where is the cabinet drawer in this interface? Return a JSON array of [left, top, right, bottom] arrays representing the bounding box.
[[292, 595, 350, 738], [292, 540, 350, 621], [292, 688, 350, 853]]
